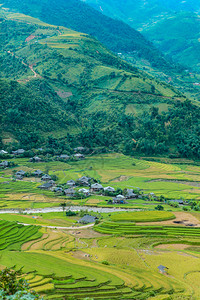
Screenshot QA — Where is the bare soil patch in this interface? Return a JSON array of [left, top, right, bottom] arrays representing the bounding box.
[[72, 250, 90, 260], [86, 198, 100, 204], [56, 90, 73, 98], [155, 244, 190, 250], [137, 212, 200, 227], [68, 228, 105, 238], [113, 175, 130, 182], [25, 35, 35, 42]]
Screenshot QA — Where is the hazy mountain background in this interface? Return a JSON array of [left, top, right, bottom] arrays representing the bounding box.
[[84, 0, 200, 71]]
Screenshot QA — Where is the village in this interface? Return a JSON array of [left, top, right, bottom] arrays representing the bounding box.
[[0, 147, 189, 210]]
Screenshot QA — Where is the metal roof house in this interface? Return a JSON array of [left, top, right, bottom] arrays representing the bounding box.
[[78, 176, 91, 186], [64, 188, 76, 197], [16, 170, 26, 176], [126, 189, 138, 199], [78, 215, 97, 224], [74, 153, 85, 159], [54, 187, 63, 193], [12, 149, 25, 155], [0, 150, 8, 155], [104, 186, 115, 192], [91, 183, 103, 192], [33, 170, 43, 176], [29, 156, 42, 162], [38, 181, 55, 190], [60, 154, 70, 160], [0, 161, 8, 168], [113, 194, 127, 204], [41, 174, 52, 181], [67, 180, 76, 187], [78, 188, 90, 196]]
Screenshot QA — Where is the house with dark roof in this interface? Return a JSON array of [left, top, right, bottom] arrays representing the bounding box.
[[12, 149, 25, 155], [104, 186, 115, 193], [33, 170, 43, 177], [29, 156, 42, 163], [91, 183, 103, 192], [41, 174, 52, 181], [67, 180, 76, 187], [78, 215, 97, 224], [38, 180, 55, 190], [78, 176, 91, 186], [54, 187, 63, 193], [0, 161, 9, 168], [126, 189, 138, 199], [64, 188, 76, 197], [16, 170, 26, 177]]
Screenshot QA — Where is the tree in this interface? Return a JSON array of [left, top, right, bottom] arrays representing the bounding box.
[[0, 267, 40, 299], [155, 205, 164, 211], [60, 202, 66, 215]]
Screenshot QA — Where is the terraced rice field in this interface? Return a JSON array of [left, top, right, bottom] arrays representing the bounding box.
[[95, 221, 200, 236], [110, 211, 175, 222], [1, 213, 200, 299], [1, 154, 200, 298]]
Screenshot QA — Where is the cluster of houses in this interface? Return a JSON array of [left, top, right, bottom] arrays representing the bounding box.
[[13, 169, 141, 204], [0, 146, 86, 162]]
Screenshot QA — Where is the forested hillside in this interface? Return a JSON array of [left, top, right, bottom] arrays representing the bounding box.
[[85, 0, 200, 72], [2, 0, 181, 74], [0, 8, 200, 158], [84, 0, 200, 29]]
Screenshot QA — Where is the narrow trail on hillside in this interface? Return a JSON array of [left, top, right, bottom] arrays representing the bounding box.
[[18, 222, 94, 230], [7, 50, 41, 81]]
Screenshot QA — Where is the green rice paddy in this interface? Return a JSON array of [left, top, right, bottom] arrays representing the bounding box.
[[1, 154, 200, 299]]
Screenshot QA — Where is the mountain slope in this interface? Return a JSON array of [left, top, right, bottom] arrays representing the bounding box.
[[84, 0, 200, 72], [0, 8, 188, 155], [2, 0, 181, 74], [84, 0, 200, 29]]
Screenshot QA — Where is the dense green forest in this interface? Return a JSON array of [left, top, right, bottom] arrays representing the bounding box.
[[85, 0, 200, 72]]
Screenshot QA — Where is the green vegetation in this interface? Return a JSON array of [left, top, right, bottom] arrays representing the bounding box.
[[2, 0, 180, 74], [0, 219, 42, 250], [0, 267, 40, 299], [110, 211, 175, 222], [1, 8, 194, 157], [95, 222, 200, 236]]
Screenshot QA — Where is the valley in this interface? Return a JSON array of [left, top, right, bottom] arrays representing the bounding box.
[[1, 152, 200, 299], [0, 1, 200, 299]]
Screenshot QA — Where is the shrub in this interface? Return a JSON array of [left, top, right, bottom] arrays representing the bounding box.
[[102, 261, 109, 265], [155, 205, 164, 211]]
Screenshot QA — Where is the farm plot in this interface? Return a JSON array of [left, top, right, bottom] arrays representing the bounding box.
[[0, 251, 137, 299], [110, 211, 175, 222], [0, 219, 42, 250], [95, 221, 200, 237]]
